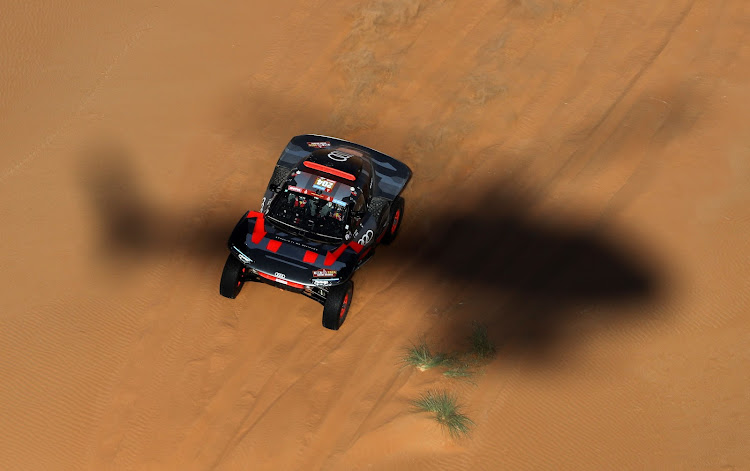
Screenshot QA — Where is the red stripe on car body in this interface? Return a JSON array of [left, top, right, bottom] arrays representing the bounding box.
[[324, 243, 348, 266], [247, 211, 267, 244], [266, 239, 282, 252], [324, 241, 364, 266], [303, 161, 356, 181], [303, 251, 318, 263]]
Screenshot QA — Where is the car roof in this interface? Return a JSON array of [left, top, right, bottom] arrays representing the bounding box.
[[305, 147, 367, 181], [289, 146, 374, 199]]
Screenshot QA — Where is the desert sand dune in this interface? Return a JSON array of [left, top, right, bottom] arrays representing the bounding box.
[[1, 0, 749, 469]]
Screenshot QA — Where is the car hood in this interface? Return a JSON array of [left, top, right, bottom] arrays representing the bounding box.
[[227, 211, 364, 286]]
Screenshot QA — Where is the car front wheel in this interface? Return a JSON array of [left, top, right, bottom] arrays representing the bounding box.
[[322, 280, 354, 330], [219, 254, 245, 299]]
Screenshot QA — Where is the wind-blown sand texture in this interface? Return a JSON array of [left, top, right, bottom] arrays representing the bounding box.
[[1, 1, 749, 469]]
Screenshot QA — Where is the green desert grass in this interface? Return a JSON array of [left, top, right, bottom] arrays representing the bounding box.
[[403, 323, 496, 377], [442, 360, 476, 382], [402, 339, 453, 371], [468, 321, 496, 360], [403, 324, 495, 438], [411, 390, 474, 438]]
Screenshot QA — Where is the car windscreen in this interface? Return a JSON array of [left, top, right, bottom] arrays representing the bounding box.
[[266, 189, 349, 242]]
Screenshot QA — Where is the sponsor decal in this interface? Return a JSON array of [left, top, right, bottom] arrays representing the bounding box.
[[307, 141, 331, 148], [288, 185, 334, 202], [313, 278, 339, 286], [313, 268, 338, 278], [313, 176, 336, 192], [275, 237, 317, 251]]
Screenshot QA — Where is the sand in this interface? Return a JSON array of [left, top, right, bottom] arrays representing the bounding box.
[[1, 0, 749, 469]]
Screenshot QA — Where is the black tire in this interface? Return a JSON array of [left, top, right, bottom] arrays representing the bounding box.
[[322, 280, 354, 330], [381, 196, 404, 245], [220, 254, 245, 299]]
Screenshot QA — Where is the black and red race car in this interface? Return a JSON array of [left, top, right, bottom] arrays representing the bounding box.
[[220, 134, 412, 330]]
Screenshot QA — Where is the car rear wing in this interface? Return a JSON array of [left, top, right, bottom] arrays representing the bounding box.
[[275, 134, 412, 200]]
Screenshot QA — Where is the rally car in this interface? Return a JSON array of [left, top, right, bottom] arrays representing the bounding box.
[[220, 134, 412, 330]]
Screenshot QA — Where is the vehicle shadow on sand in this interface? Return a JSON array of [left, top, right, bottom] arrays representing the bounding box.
[[78, 146, 665, 361], [76, 145, 242, 270], [376, 182, 666, 361]]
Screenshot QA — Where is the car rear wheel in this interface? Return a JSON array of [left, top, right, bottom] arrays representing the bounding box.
[[220, 254, 246, 299], [381, 196, 404, 245], [322, 280, 354, 330]]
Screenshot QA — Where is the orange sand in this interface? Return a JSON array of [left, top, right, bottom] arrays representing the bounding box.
[[1, 1, 749, 469]]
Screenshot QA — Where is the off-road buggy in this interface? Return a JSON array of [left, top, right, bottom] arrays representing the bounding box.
[[220, 134, 412, 330]]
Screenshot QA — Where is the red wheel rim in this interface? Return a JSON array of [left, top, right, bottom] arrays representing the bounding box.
[[339, 293, 349, 319], [391, 209, 401, 234], [237, 267, 245, 289]]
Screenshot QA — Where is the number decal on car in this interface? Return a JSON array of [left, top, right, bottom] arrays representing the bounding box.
[[313, 177, 336, 192]]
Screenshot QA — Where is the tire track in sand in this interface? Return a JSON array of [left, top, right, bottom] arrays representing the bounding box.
[[545, 0, 696, 188]]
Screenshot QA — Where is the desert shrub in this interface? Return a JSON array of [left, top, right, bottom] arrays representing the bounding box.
[[411, 390, 473, 438], [468, 321, 496, 360], [402, 339, 452, 371]]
